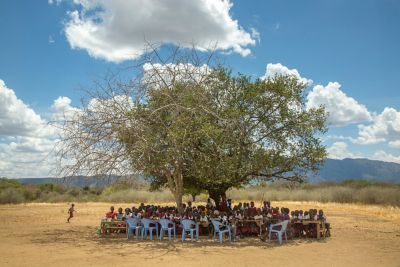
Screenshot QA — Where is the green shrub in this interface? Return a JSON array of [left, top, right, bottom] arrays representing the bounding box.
[[0, 178, 22, 190], [39, 183, 54, 192], [53, 184, 68, 194], [0, 188, 25, 204], [67, 188, 80, 197]]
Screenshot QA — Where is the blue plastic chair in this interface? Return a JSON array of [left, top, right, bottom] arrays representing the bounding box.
[[181, 219, 199, 241], [158, 219, 176, 240], [141, 218, 158, 240], [211, 220, 231, 243], [126, 218, 142, 240], [269, 220, 289, 245]]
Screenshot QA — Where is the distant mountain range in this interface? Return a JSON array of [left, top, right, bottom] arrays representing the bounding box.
[[17, 175, 135, 188], [308, 158, 400, 183], [14, 158, 400, 187]]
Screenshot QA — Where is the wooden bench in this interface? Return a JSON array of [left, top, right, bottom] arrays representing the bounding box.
[[293, 220, 326, 239], [100, 220, 127, 237]]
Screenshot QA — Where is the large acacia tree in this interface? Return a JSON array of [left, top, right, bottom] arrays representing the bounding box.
[[145, 69, 327, 206], [54, 48, 326, 210], [185, 70, 326, 204]]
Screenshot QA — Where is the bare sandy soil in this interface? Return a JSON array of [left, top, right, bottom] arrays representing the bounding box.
[[0, 202, 399, 267]]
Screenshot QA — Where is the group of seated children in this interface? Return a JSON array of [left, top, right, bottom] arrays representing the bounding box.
[[101, 199, 330, 239], [290, 209, 330, 238], [291, 209, 325, 221]]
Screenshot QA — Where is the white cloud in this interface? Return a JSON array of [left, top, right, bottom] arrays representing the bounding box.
[[51, 96, 81, 121], [48, 35, 55, 44], [52, 96, 72, 112], [0, 80, 74, 178], [325, 135, 355, 142], [388, 140, 400, 149], [306, 82, 372, 127], [142, 62, 211, 89], [261, 63, 312, 85], [355, 107, 400, 145], [326, 139, 400, 165], [87, 95, 134, 115], [48, 0, 62, 5], [327, 141, 360, 159], [371, 150, 400, 164], [0, 136, 57, 178], [64, 0, 257, 62], [0, 80, 48, 137], [250, 28, 261, 44]]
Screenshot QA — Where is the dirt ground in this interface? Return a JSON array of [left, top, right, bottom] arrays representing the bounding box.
[[0, 202, 399, 267]]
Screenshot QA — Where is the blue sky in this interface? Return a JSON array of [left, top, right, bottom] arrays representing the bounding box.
[[0, 0, 399, 178]]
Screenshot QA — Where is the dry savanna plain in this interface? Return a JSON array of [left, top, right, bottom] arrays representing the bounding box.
[[0, 201, 399, 267]]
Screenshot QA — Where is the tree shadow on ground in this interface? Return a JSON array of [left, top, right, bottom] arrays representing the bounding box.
[[29, 225, 329, 256]]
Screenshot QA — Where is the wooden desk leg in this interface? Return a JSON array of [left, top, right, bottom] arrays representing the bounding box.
[[317, 223, 320, 239]]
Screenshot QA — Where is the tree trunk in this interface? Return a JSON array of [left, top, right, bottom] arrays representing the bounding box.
[[208, 186, 228, 210], [208, 189, 220, 210], [174, 164, 184, 214], [165, 163, 184, 214], [174, 191, 183, 214]]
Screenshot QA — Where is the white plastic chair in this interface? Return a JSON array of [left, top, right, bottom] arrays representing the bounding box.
[[211, 220, 232, 243], [126, 218, 142, 240], [181, 219, 199, 241], [141, 218, 158, 240], [268, 220, 289, 245], [158, 219, 176, 240]]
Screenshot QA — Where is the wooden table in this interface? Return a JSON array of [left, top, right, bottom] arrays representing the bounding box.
[[100, 220, 127, 237], [293, 220, 326, 239]]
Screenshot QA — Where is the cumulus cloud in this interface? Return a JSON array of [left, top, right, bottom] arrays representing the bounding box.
[[388, 140, 400, 149], [306, 82, 372, 127], [52, 96, 73, 112], [371, 150, 400, 164], [261, 63, 312, 85], [327, 141, 360, 159], [355, 107, 400, 145], [0, 136, 57, 178], [0, 80, 77, 177], [51, 96, 81, 121], [142, 62, 211, 89], [0, 80, 48, 137], [64, 0, 257, 62], [87, 95, 134, 114]]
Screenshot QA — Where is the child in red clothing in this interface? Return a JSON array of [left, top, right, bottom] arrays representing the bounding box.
[[247, 201, 257, 218], [106, 206, 117, 219]]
